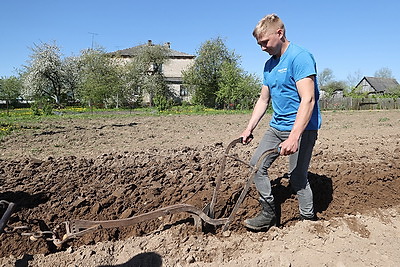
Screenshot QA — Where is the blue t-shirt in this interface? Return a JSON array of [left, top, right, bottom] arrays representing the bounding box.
[[263, 43, 321, 131]]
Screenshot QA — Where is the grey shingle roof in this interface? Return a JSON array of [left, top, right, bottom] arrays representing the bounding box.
[[109, 42, 195, 59], [356, 77, 399, 93]]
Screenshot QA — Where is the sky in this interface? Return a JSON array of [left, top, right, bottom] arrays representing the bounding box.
[[1, 0, 400, 85]]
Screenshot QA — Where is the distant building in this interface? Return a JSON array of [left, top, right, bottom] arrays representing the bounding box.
[[354, 77, 399, 95], [319, 89, 344, 99], [109, 40, 195, 103]]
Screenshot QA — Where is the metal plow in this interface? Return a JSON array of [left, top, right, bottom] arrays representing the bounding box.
[[0, 200, 16, 234], [1, 138, 279, 246]]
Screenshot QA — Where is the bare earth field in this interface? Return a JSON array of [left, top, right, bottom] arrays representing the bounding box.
[[0, 110, 399, 266]]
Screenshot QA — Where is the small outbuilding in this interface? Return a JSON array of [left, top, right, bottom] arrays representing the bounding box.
[[354, 76, 399, 95]]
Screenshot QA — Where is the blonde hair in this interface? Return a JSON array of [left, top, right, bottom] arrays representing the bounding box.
[[253, 14, 286, 39]]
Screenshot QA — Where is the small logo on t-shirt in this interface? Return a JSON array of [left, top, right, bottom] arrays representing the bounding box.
[[278, 68, 287, 73]]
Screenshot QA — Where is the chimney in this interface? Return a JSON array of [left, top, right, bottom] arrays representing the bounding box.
[[147, 40, 153, 46], [164, 42, 171, 48]]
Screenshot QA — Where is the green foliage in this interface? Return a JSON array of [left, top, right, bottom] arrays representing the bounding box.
[[153, 95, 173, 111], [318, 68, 334, 88], [345, 84, 400, 99], [216, 61, 261, 109], [142, 72, 172, 107], [0, 76, 22, 114], [183, 37, 260, 109], [30, 102, 41, 116], [321, 80, 347, 97], [43, 102, 54, 115], [22, 42, 173, 110], [30, 97, 54, 116], [238, 73, 262, 109], [183, 37, 240, 107], [133, 43, 170, 73], [384, 85, 400, 98], [109, 43, 172, 107], [19, 38, 265, 110], [128, 43, 172, 105], [345, 85, 369, 98], [0, 122, 18, 139], [77, 48, 123, 108], [121, 60, 144, 107]]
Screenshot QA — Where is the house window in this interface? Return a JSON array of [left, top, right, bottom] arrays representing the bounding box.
[[149, 63, 162, 73], [180, 86, 188, 96]]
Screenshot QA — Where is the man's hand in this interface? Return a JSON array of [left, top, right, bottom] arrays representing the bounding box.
[[240, 129, 254, 144], [278, 76, 315, 156], [279, 136, 299, 155]]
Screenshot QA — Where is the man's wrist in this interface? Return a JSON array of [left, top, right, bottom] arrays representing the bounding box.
[[288, 130, 302, 141]]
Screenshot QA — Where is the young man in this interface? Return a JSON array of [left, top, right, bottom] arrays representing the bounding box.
[[240, 14, 322, 231]]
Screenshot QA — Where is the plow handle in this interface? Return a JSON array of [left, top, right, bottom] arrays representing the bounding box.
[[0, 201, 16, 233]]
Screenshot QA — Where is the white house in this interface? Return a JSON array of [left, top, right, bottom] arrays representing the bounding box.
[[109, 40, 195, 103]]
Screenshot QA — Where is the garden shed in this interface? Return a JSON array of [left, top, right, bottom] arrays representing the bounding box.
[[355, 76, 399, 95]]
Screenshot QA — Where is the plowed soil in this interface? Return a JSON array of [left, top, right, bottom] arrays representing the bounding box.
[[0, 110, 399, 266]]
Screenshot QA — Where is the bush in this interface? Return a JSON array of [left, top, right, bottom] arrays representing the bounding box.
[[30, 102, 42, 116], [153, 95, 173, 111], [30, 98, 54, 116]]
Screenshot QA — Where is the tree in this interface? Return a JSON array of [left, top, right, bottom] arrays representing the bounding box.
[[183, 37, 239, 107], [110, 42, 172, 107], [372, 67, 400, 97], [374, 67, 394, 79], [216, 61, 261, 109], [0, 76, 22, 114], [318, 68, 334, 88], [62, 56, 82, 104], [385, 85, 400, 98], [120, 60, 145, 107], [76, 43, 171, 109], [23, 42, 76, 107], [131, 43, 171, 105], [321, 80, 347, 97], [347, 69, 363, 88], [77, 48, 122, 108], [238, 73, 262, 109]]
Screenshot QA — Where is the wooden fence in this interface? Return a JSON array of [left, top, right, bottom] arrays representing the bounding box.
[[319, 97, 400, 110]]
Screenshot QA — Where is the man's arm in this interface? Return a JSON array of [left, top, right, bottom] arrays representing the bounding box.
[[279, 75, 316, 155], [240, 85, 270, 144]]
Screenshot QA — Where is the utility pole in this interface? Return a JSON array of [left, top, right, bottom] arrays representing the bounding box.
[[88, 32, 98, 49]]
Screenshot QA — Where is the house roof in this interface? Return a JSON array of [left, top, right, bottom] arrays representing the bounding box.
[[109, 40, 195, 59], [355, 76, 399, 93]]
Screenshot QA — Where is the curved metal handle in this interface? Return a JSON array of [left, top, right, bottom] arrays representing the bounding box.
[[0, 201, 16, 233], [208, 134, 254, 218]]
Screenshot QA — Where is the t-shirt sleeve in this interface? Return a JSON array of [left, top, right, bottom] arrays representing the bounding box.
[[292, 51, 317, 82]]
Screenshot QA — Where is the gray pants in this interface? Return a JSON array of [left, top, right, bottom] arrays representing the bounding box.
[[250, 127, 318, 218]]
